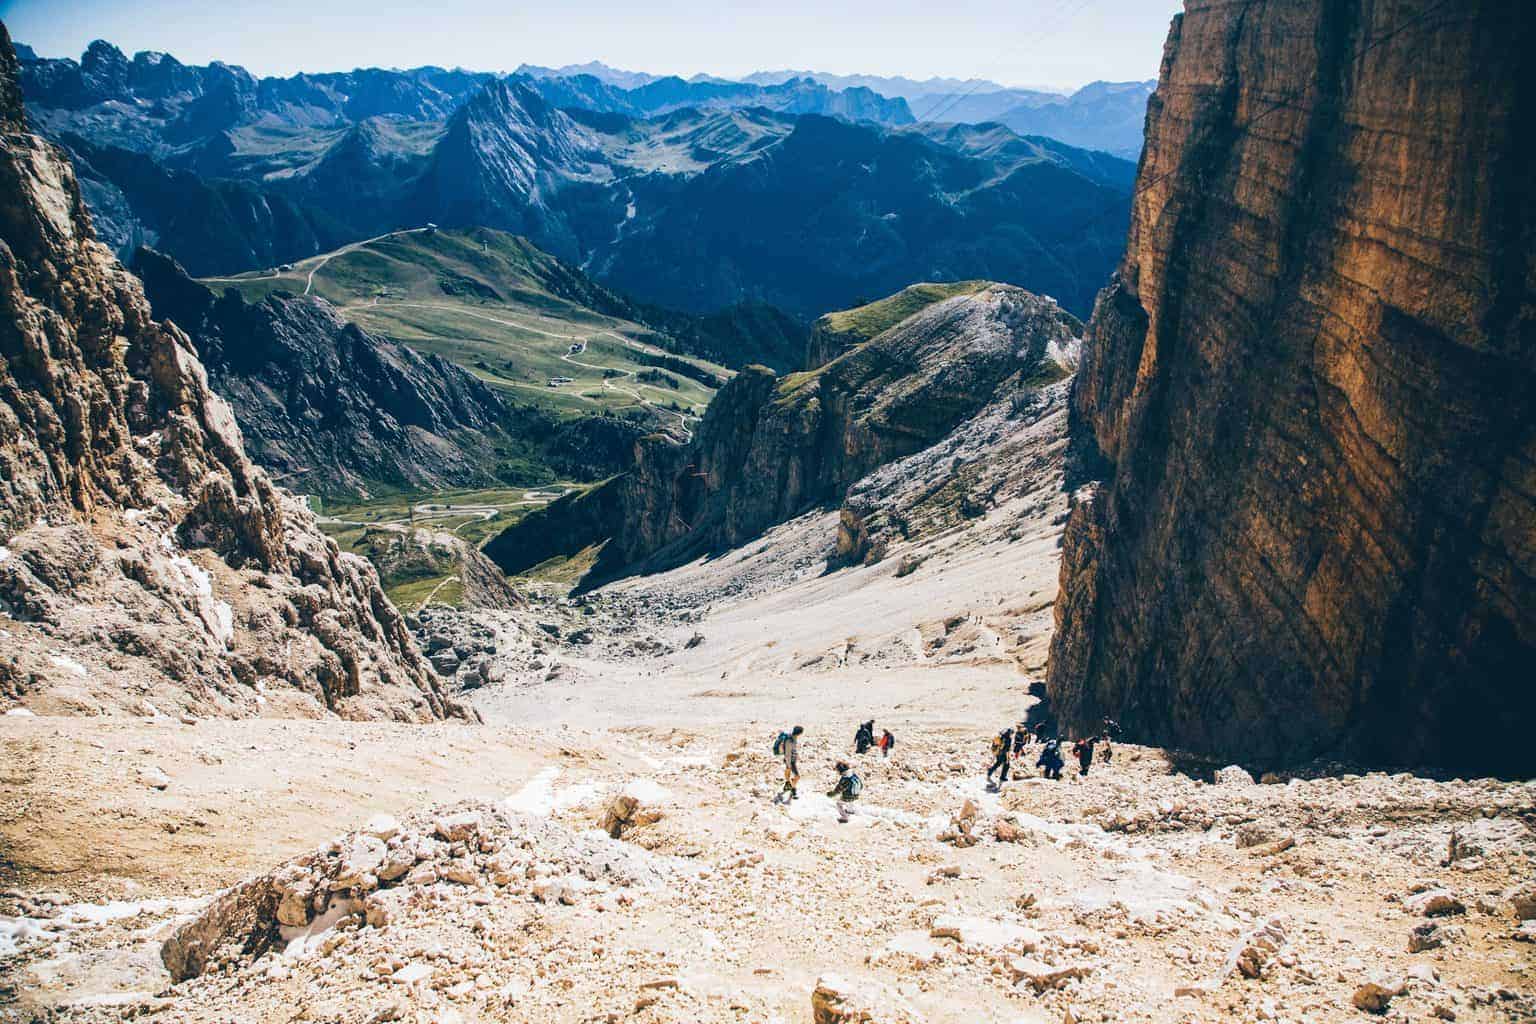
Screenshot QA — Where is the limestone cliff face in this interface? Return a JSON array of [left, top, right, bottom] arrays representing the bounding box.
[[0, 25, 462, 720], [1047, 2, 1535, 773], [487, 285, 1081, 585]]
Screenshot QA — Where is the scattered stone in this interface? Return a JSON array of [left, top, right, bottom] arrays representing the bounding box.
[[1214, 765, 1256, 787], [1509, 882, 1536, 921], [1226, 916, 1287, 980], [1009, 956, 1093, 992], [1352, 977, 1406, 1014], [1404, 889, 1465, 918], [139, 766, 171, 790], [811, 973, 921, 1024], [1247, 835, 1296, 857]]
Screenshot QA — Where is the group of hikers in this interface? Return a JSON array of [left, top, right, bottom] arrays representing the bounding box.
[[771, 713, 1123, 820], [984, 716, 1119, 789]]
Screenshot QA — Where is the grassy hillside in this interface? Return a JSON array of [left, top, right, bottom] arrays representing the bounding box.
[[207, 227, 729, 426], [312, 485, 568, 610], [818, 281, 992, 341]]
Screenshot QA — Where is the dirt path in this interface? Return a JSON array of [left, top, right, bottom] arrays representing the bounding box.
[[302, 228, 428, 295]]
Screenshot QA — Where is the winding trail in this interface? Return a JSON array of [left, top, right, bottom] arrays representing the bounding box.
[[302, 227, 429, 295], [370, 302, 700, 442]]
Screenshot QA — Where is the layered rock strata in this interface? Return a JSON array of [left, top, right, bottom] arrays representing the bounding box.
[[1047, 1, 1535, 773]]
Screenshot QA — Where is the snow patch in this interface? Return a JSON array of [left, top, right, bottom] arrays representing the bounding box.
[[280, 898, 356, 958], [169, 554, 212, 597], [505, 767, 562, 816], [622, 778, 672, 804], [0, 545, 9, 562], [5, 707, 36, 717], [212, 600, 234, 647], [49, 655, 88, 678], [0, 915, 52, 956]]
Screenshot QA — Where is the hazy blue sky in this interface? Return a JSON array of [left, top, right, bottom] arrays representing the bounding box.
[[0, 0, 1180, 90]]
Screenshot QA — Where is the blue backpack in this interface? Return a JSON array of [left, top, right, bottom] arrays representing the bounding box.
[[845, 772, 863, 798], [772, 731, 790, 755]]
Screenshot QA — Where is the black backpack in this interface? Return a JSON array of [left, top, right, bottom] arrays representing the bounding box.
[[772, 731, 790, 755]]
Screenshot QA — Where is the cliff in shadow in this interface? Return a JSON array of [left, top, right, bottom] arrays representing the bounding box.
[[1046, 1, 1534, 774]]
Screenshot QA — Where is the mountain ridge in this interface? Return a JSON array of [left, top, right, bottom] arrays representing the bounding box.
[[0, 23, 465, 721]]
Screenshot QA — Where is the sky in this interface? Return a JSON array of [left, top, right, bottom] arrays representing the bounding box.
[[0, 0, 1180, 91]]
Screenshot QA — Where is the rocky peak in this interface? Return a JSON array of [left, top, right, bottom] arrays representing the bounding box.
[[0, 29, 463, 720], [0, 24, 21, 131], [78, 39, 129, 101], [1047, 1, 1534, 774]]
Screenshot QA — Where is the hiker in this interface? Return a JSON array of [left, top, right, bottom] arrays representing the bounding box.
[[1012, 723, 1029, 757], [1073, 735, 1097, 776], [986, 726, 1014, 788], [854, 719, 875, 754], [1100, 716, 1120, 763], [774, 725, 804, 802], [879, 729, 895, 758], [1036, 737, 1064, 780], [827, 759, 862, 823]]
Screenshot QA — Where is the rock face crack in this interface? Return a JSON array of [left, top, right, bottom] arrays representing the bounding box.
[[1047, 1, 1536, 774]]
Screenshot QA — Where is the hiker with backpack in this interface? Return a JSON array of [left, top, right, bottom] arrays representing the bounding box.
[[827, 760, 862, 822], [1072, 735, 1097, 777], [986, 727, 1014, 789], [854, 720, 875, 754], [1012, 723, 1029, 758], [774, 725, 804, 802], [1100, 716, 1120, 763], [878, 729, 895, 758], [1036, 736, 1064, 780]]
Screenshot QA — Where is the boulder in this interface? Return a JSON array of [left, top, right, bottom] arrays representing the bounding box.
[[363, 814, 401, 841], [1509, 882, 1536, 921], [1213, 765, 1256, 787], [434, 811, 482, 842], [1009, 956, 1093, 992], [811, 973, 922, 1024], [1352, 978, 1406, 1014], [1404, 889, 1465, 918], [331, 835, 387, 891]]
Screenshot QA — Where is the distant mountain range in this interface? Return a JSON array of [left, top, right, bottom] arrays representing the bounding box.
[[492, 61, 1155, 157], [16, 40, 1138, 325]]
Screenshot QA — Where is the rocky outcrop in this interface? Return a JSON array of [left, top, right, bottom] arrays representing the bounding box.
[[134, 247, 524, 498], [1047, 2, 1535, 774], [0, 25, 462, 721], [486, 284, 1080, 586], [356, 526, 523, 612]]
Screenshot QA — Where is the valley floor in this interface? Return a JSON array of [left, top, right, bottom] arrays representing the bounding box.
[[2, 499, 1533, 1023]]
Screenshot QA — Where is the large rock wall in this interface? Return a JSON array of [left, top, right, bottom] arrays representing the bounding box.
[[0, 24, 463, 720], [1047, 2, 1535, 773]]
